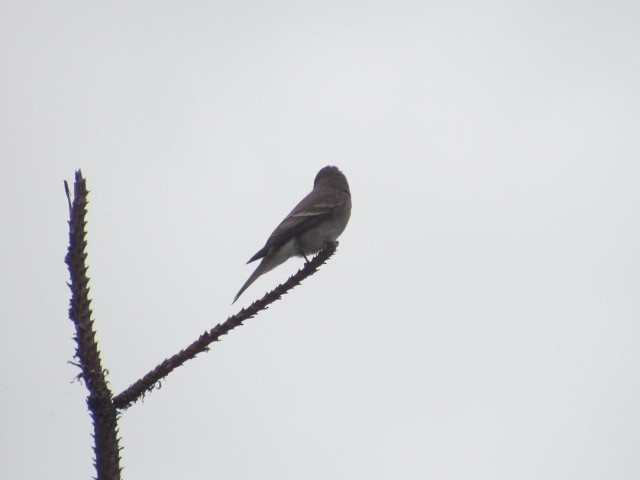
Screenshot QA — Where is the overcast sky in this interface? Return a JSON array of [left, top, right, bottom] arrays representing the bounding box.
[[2, 1, 639, 478]]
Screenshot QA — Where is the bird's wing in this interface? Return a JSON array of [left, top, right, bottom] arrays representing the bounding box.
[[247, 188, 348, 263]]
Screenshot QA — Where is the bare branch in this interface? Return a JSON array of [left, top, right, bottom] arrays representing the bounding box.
[[112, 241, 338, 410], [65, 170, 121, 480]]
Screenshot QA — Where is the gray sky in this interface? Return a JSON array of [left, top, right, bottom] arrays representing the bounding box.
[[2, 1, 639, 478]]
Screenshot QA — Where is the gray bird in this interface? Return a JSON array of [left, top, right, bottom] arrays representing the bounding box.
[[233, 166, 351, 303]]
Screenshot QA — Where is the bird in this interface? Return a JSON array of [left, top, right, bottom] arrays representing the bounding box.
[[233, 165, 351, 303]]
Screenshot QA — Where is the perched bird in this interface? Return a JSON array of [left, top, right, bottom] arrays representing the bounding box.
[[233, 166, 351, 303]]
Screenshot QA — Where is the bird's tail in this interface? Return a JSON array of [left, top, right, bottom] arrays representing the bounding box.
[[232, 250, 285, 303], [232, 265, 263, 303]]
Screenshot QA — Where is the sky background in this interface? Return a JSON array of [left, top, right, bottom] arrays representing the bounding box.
[[2, 1, 640, 478]]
